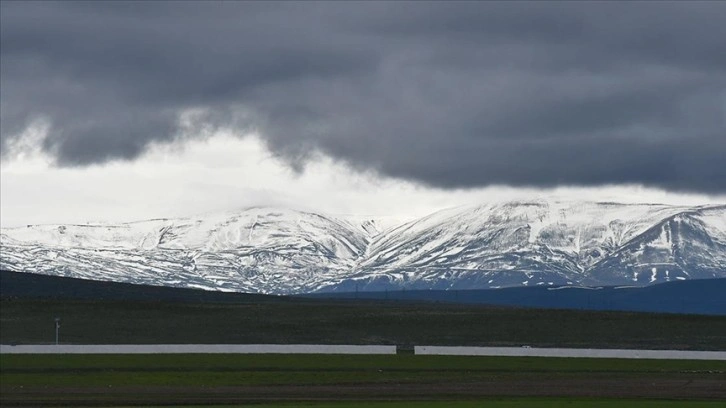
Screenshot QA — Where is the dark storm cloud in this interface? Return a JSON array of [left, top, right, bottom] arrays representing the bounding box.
[[1, 1, 725, 192]]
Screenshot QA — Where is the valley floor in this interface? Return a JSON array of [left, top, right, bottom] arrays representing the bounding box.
[[2, 297, 725, 406], [1, 354, 724, 406], [0, 298, 726, 350], [2, 298, 725, 350]]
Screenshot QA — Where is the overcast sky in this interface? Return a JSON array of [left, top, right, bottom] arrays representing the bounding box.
[[1, 1, 725, 227]]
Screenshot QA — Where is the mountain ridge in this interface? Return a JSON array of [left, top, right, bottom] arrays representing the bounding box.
[[1, 200, 724, 294]]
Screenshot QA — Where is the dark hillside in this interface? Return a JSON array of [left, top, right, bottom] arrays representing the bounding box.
[[0, 270, 283, 303], [307, 278, 726, 315]]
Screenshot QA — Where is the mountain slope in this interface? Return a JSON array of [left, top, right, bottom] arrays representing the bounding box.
[[1, 202, 724, 294], [587, 206, 726, 284], [323, 201, 714, 291], [1, 207, 375, 293]]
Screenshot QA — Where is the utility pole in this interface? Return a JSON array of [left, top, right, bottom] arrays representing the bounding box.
[[55, 317, 61, 345]]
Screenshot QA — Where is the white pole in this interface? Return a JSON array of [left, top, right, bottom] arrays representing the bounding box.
[[55, 318, 60, 345]]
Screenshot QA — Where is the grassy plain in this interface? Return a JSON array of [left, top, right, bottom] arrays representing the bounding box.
[[2, 298, 726, 349], [3, 291, 725, 406], [1, 354, 725, 406]]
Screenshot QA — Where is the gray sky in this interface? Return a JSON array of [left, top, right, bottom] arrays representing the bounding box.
[[1, 1, 725, 226]]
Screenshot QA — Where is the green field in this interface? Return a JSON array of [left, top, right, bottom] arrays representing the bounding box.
[[2, 354, 725, 406], [3, 298, 726, 349], [4, 353, 724, 385]]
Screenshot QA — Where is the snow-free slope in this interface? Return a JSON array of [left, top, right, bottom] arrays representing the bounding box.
[[1, 202, 724, 294]]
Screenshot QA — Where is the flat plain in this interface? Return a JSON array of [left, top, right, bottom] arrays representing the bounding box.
[[2, 298, 726, 349], [2, 286, 725, 406], [1, 354, 725, 406]]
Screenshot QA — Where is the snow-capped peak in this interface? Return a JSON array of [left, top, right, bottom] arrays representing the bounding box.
[[1, 201, 724, 294]]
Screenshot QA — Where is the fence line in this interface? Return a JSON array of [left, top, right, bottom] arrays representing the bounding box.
[[415, 346, 726, 360], [0, 344, 396, 354], [3, 344, 725, 359]]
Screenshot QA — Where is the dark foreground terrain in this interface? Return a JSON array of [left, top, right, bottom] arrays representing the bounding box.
[[2, 271, 725, 406], [2, 270, 726, 349], [3, 296, 726, 349], [1, 354, 725, 407]]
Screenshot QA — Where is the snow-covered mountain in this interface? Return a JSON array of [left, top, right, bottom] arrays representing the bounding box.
[[1, 201, 725, 294]]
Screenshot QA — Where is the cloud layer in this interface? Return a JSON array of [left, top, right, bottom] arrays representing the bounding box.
[[2, 1, 725, 192]]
